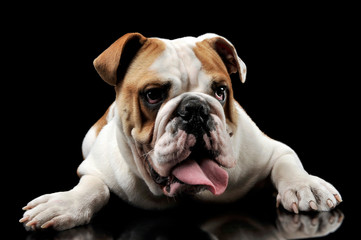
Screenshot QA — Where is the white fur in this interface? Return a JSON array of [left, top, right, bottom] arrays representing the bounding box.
[[82, 102, 115, 159], [151, 35, 221, 94], [81, 127, 96, 159], [21, 34, 341, 231]]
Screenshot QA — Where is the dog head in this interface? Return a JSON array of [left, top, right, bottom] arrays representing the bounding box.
[[94, 33, 246, 197]]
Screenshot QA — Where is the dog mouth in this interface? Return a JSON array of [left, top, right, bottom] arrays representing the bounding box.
[[148, 109, 235, 197], [148, 143, 229, 197]]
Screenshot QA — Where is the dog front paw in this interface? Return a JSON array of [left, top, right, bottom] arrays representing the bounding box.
[[20, 191, 92, 231], [276, 175, 342, 213]]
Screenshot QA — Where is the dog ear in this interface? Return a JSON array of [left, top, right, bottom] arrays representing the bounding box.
[[93, 32, 147, 86], [201, 34, 247, 83]]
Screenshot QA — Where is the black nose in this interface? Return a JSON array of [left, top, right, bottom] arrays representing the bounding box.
[[177, 96, 210, 125]]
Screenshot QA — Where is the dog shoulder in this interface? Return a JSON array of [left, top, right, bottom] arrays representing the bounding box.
[[82, 102, 116, 158]]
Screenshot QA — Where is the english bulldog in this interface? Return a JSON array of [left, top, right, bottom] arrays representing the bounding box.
[[20, 33, 342, 231]]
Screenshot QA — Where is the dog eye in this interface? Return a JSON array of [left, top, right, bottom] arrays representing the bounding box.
[[214, 86, 227, 102], [145, 88, 164, 104]]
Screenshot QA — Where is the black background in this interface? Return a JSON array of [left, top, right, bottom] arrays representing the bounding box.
[[6, 3, 358, 239]]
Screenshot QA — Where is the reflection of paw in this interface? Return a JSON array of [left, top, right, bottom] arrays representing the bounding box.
[[54, 225, 112, 240], [277, 209, 344, 239], [276, 175, 342, 213], [19, 191, 92, 231]]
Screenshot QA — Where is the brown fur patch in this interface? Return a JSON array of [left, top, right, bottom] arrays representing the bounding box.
[[193, 40, 239, 128], [115, 38, 167, 144]]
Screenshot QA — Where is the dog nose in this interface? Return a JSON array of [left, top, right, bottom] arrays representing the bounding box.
[[177, 96, 210, 124]]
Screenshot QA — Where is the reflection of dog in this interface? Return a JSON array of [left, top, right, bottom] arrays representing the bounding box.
[[23, 209, 345, 239], [20, 33, 342, 230], [202, 209, 344, 239]]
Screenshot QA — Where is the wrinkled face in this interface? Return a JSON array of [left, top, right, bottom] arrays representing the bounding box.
[[147, 92, 236, 197], [94, 33, 246, 197]]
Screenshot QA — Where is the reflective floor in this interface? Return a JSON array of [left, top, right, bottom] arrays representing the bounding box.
[[25, 210, 344, 240], [21, 194, 345, 240]]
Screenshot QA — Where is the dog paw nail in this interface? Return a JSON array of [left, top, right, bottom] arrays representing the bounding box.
[[26, 219, 37, 227], [19, 216, 29, 223], [309, 200, 318, 210], [293, 214, 300, 223], [292, 202, 299, 214], [327, 199, 334, 208], [41, 220, 54, 229], [338, 213, 345, 223], [311, 217, 319, 226], [334, 194, 342, 203]]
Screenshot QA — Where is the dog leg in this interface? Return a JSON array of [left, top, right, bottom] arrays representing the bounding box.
[[20, 175, 109, 231], [270, 146, 342, 213]]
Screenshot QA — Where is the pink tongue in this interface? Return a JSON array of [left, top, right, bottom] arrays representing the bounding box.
[[172, 159, 228, 195]]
